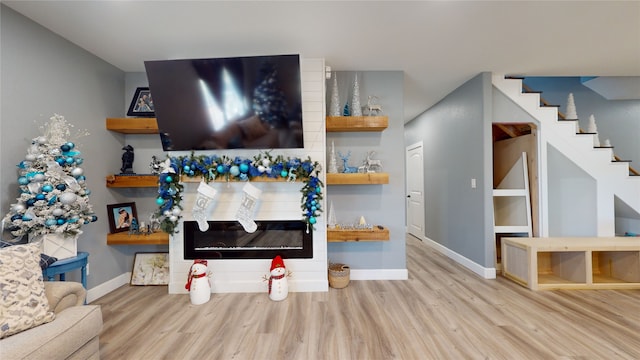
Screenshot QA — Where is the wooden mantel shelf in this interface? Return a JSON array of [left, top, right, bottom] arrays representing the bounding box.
[[106, 117, 158, 134], [107, 231, 169, 245], [326, 116, 388, 132], [327, 226, 390, 242], [106, 174, 158, 188], [326, 173, 389, 185]]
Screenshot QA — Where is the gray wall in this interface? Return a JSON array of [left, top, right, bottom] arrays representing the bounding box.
[[326, 71, 406, 270], [404, 73, 494, 268], [547, 145, 598, 236], [1, 6, 164, 289]]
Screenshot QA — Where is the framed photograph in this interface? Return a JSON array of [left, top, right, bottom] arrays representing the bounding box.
[[130, 252, 169, 286], [107, 202, 137, 234], [127, 87, 154, 117]]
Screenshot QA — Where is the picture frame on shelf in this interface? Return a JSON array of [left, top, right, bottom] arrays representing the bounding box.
[[127, 87, 154, 117], [130, 252, 169, 286], [107, 202, 137, 234]]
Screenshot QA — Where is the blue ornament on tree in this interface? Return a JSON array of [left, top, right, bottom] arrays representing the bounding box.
[[156, 197, 165, 205], [239, 163, 249, 173]]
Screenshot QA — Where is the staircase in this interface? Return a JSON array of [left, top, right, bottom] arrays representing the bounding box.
[[492, 74, 640, 236]]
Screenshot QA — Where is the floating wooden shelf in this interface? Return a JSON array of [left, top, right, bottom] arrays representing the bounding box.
[[326, 173, 389, 185], [327, 227, 390, 242], [107, 231, 169, 245], [106, 117, 159, 134], [106, 175, 158, 188], [326, 116, 388, 132]]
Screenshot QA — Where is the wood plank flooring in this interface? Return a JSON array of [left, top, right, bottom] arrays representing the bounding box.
[[92, 235, 640, 359]]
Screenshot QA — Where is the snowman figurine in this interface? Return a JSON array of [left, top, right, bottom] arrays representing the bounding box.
[[185, 259, 211, 305], [268, 256, 289, 301]]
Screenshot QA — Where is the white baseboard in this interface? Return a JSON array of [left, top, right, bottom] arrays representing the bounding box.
[[86, 272, 131, 303], [350, 268, 408, 280], [421, 236, 496, 279]]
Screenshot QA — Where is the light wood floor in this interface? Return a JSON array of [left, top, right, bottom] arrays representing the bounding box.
[[92, 235, 640, 360]]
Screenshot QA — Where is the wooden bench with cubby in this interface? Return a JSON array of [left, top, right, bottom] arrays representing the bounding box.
[[502, 237, 640, 290]]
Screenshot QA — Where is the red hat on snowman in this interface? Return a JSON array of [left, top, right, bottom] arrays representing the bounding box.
[[270, 255, 285, 272]]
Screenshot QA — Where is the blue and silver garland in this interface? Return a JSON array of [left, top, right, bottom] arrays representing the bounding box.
[[155, 152, 323, 235]]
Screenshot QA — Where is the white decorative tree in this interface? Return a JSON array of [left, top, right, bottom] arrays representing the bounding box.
[[328, 141, 338, 173], [351, 74, 363, 116], [328, 201, 337, 229], [565, 93, 580, 133], [587, 114, 600, 147], [329, 73, 341, 116]]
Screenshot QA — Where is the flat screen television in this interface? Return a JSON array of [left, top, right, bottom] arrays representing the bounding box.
[[144, 54, 304, 151]]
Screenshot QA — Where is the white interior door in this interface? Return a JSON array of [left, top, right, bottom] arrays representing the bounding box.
[[406, 142, 424, 240]]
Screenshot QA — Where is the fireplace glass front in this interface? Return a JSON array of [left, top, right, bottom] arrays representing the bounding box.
[[183, 220, 313, 259]]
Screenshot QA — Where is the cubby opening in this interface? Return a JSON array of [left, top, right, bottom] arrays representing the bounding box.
[[537, 251, 586, 285], [592, 251, 640, 284]]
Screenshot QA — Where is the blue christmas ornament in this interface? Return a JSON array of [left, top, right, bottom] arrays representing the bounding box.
[[229, 165, 240, 177], [75, 158, 83, 165], [48, 196, 57, 205], [66, 142, 75, 149], [183, 165, 191, 172], [56, 158, 65, 165], [311, 206, 317, 211], [60, 144, 71, 152], [11, 214, 22, 221], [165, 176, 173, 183], [309, 217, 316, 224], [239, 163, 249, 173], [42, 184, 53, 192], [56, 184, 66, 191], [18, 161, 28, 169], [66, 157, 74, 164], [57, 218, 65, 225], [35, 194, 45, 200], [18, 176, 29, 185], [26, 199, 36, 207], [45, 219, 57, 226], [22, 214, 33, 221], [280, 170, 288, 177], [156, 197, 165, 205], [91, 215, 98, 222], [216, 164, 226, 174]]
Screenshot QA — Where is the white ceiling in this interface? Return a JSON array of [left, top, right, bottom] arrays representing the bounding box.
[[4, 1, 640, 122]]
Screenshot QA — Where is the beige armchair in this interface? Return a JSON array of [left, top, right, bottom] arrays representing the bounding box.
[[0, 281, 103, 360]]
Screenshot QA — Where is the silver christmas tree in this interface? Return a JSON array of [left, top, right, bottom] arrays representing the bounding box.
[[351, 74, 362, 116], [328, 201, 337, 229], [329, 73, 341, 116], [328, 141, 338, 173]]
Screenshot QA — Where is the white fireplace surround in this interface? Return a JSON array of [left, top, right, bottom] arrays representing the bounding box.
[[168, 58, 328, 294]]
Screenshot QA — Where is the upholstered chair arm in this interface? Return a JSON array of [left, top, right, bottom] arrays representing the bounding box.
[[44, 281, 86, 314]]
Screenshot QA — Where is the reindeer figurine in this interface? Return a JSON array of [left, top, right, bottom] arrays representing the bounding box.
[[366, 96, 383, 115], [338, 151, 358, 173], [365, 151, 383, 172]]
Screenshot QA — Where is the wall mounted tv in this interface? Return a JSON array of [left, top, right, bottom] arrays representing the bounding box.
[[144, 54, 304, 151]]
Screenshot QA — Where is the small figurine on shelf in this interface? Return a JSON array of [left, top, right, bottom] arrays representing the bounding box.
[[338, 151, 358, 173], [149, 155, 164, 175], [366, 96, 383, 116], [365, 151, 383, 173], [120, 145, 135, 174], [128, 218, 139, 235]]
